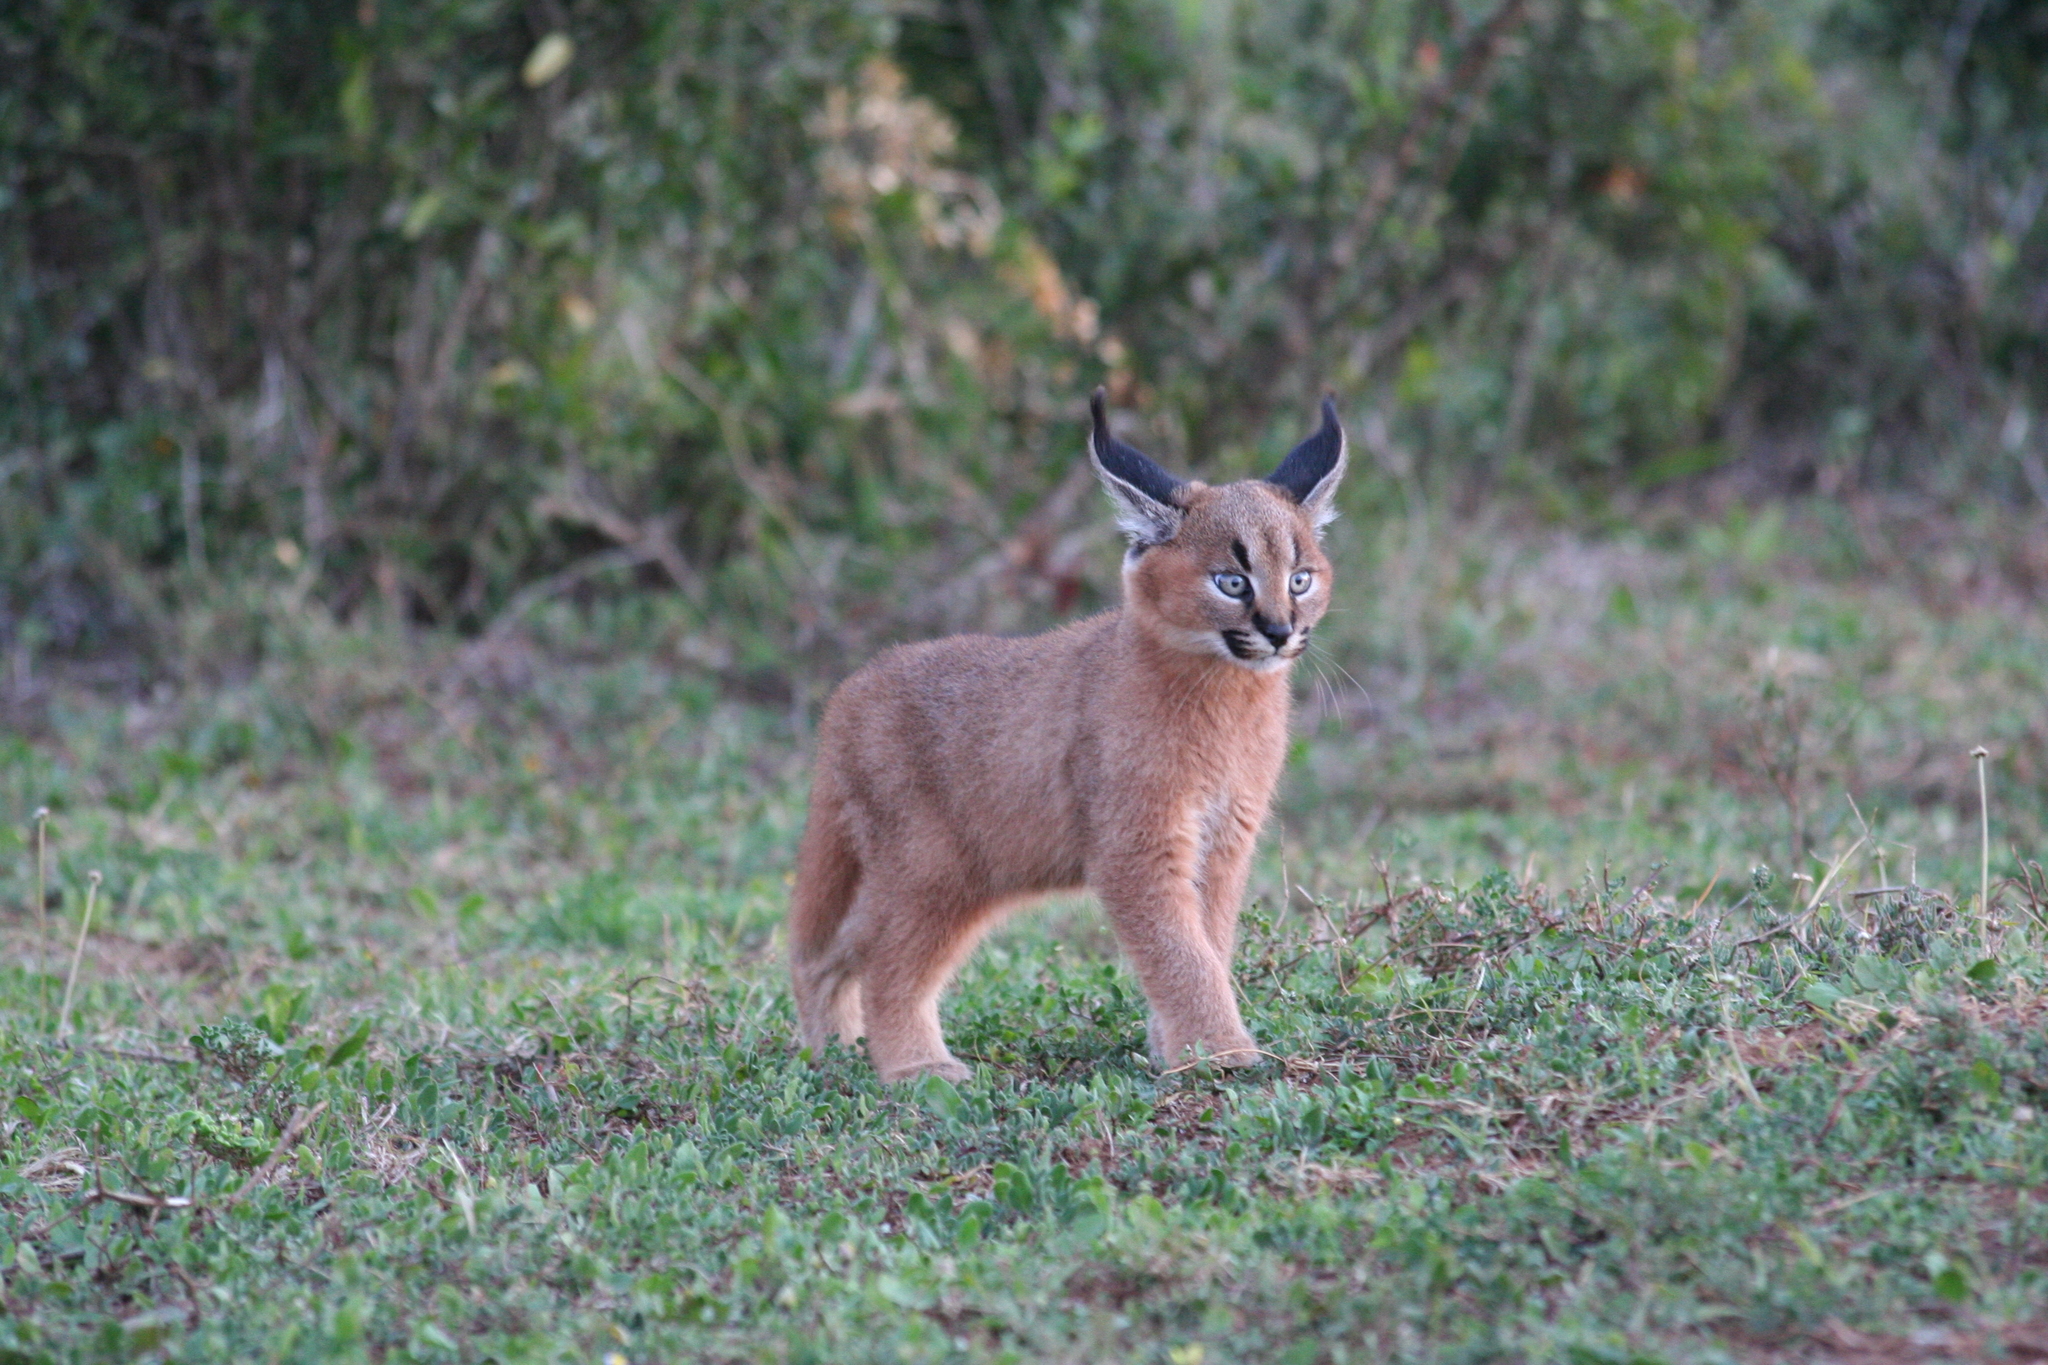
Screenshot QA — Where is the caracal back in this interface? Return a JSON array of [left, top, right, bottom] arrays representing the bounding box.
[[789, 388, 1347, 1082]]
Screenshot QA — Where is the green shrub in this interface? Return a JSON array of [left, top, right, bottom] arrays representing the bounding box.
[[0, 0, 1089, 661], [4, 0, 2044, 667], [903, 0, 2048, 491]]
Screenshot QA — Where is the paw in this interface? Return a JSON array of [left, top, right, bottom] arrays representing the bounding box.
[[876, 1054, 972, 1085], [1155, 1031, 1261, 1073]]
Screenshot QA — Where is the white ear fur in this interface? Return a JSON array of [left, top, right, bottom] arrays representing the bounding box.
[[1087, 388, 1184, 547], [1300, 431, 1347, 534], [1090, 453, 1184, 546]]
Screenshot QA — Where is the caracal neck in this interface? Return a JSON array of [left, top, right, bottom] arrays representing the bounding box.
[[1114, 606, 1293, 713]]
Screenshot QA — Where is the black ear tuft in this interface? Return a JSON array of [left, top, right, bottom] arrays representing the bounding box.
[[1087, 387, 1187, 547], [1265, 395, 1348, 531], [1090, 388, 1183, 509], [1266, 396, 1344, 503]]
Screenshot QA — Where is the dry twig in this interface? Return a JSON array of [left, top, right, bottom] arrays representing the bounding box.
[[223, 1101, 330, 1208]]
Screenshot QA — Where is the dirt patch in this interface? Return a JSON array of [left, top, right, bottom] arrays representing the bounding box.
[[1062, 1260, 1174, 1308], [1793, 1316, 2048, 1364]]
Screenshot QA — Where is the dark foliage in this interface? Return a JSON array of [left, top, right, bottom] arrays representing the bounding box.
[[3, 0, 2047, 666]]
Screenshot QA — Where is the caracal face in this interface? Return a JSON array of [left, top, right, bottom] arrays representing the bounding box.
[[1123, 479, 1334, 673]]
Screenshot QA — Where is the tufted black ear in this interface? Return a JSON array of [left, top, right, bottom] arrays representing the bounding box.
[[1088, 387, 1185, 546], [1265, 395, 1347, 532]]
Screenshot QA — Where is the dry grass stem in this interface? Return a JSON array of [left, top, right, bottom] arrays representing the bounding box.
[[20, 1148, 91, 1195], [55, 870, 101, 1040], [32, 806, 49, 964], [1804, 835, 1867, 913], [1972, 745, 1992, 954]]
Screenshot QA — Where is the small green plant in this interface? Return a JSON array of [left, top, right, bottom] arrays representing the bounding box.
[[192, 1017, 285, 1084], [185, 1111, 274, 1171], [2, 496, 2043, 1361]]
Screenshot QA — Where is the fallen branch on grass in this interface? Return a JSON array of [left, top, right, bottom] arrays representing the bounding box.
[[15, 1156, 196, 1244], [17, 1100, 331, 1244], [222, 1101, 329, 1208]]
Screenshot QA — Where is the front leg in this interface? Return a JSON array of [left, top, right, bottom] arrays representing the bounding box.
[[1194, 793, 1264, 964], [1092, 842, 1257, 1071]]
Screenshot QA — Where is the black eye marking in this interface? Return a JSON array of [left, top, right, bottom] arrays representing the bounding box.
[[1230, 539, 1252, 572]]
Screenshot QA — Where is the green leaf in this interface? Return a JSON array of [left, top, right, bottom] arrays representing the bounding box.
[[1966, 958, 1999, 985], [326, 1018, 374, 1068], [872, 1274, 926, 1309], [1932, 1266, 1969, 1303], [401, 192, 444, 242], [915, 1073, 965, 1121], [414, 1321, 460, 1351], [257, 984, 307, 1042], [339, 58, 375, 143], [1802, 981, 1845, 1012]]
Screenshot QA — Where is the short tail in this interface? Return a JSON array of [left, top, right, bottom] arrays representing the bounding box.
[[789, 779, 863, 1051], [790, 781, 859, 961]]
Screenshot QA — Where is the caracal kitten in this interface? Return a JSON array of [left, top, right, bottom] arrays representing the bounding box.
[[789, 388, 1346, 1082]]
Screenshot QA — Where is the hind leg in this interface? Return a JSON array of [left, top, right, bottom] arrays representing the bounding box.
[[792, 955, 865, 1055], [845, 876, 996, 1083]]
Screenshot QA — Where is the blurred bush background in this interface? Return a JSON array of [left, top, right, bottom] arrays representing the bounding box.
[[3, 0, 2045, 676]]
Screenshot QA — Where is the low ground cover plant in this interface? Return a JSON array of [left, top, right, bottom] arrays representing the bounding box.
[[0, 500, 2043, 1361]]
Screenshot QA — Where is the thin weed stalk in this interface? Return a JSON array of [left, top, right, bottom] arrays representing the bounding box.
[[33, 807, 49, 1011], [1972, 746, 1991, 954], [33, 806, 49, 949], [56, 870, 101, 1040]]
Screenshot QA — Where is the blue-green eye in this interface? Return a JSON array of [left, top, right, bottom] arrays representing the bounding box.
[[1289, 570, 1313, 595], [1213, 572, 1250, 598]]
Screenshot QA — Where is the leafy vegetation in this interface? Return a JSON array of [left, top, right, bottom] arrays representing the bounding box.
[[908, 0, 2048, 483], [3, 3, 2045, 1357], [1, 0, 1092, 660], [2, 502, 2043, 1361], [6, 0, 2048, 669]]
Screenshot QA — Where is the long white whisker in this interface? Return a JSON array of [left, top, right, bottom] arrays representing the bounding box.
[[1307, 659, 1337, 720], [1306, 641, 1372, 703]]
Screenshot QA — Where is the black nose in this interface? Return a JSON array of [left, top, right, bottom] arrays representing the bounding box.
[[1257, 620, 1292, 650]]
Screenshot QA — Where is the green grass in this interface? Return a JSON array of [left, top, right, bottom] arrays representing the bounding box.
[[2, 497, 2046, 1362]]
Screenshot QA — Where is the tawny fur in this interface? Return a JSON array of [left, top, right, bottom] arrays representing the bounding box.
[[789, 395, 1345, 1082]]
